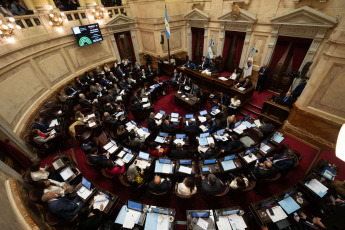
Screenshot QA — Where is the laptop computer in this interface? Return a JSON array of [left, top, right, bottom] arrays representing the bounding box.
[[217, 129, 225, 135], [191, 212, 210, 218], [204, 159, 216, 165], [123, 147, 132, 153], [234, 121, 242, 128], [185, 114, 193, 119], [159, 132, 169, 137], [224, 155, 236, 161], [211, 106, 217, 111], [221, 209, 239, 216], [159, 158, 171, 164], [199, 110, 207, 116], [141, 127, 149, 132], [159, 110, 166, 115], [171, 112, 179, 118], [138, 151, 149, 161], [77, 177, 93, 200], [59, 167, 74, 181], [127, 200, 143, 212], [176, 134, 186, 139], [152, 208, 169, 215], [179, 159, 192, 165]]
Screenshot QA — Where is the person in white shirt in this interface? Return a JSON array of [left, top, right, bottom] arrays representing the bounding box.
[[177, 177, 197, 196], [229, 69, 240, 80], [229, 174, 249, 190], [30, 163, 64, 182], [230, 95, 241, 108], [38, 179, 73, 197]]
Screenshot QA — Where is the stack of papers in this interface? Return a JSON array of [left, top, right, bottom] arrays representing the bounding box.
[[229, 214, 247, 229], [116, 158, 125, 166], [243, 154, 257, 163], [200, 125, 208, 132], [77, 186, 92, 200], [198, 146, 209, 153], [218, 77, 228, 81], [123, 209, 141, 229], [49, 119, 59, 127], [142, 98, 148, 102], [238, 87, 245, 91], [174, 139, 185, 145], [143, 103, 151, 108], [260, 144, 271, 153], [155, 113, 163, 119], [233, 124, 247, 134], [207, 137, 215, 145], [305, 179, 328, 197], [198, 116, 207, 123], [136, 160, 149, 169], [117, 150, 126, 158], [197, 218, 209, 230], [126, 122, 137, 131], [93, 194, 109, 210], [266, 206, 287, 223], [178, 166, 192, 174], [108, 145, 118, 154]]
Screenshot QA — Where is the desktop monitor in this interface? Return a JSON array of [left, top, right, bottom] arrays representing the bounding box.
[[217, 129, 225, 135], [199, 110, 207, 116], [159, 158, 171, 164], [127, 200, 143, 212], [82, 177, 91, 190], [141, 127, 149, 132], [185, 114, 193, 119], [171, 112, 179, 118], [59, 167, 74, 181], [243, 114, 250, 121], [204, 159, 217, 165], [176, 134, 186, 139], [179, 160, 192, 165], [200, 133, 210, 138], [191, 212, 210, 218], [123, 147, 132, 153], [224, 155, 236, 161], [234, 121, 242, 128], [221, 210, 239, 216], [159, 132, 169, 137], [152, 208, 169, 215], [211, 106, 217, 111], [138, 151, 150, 161], [159, 110, 166, 115]]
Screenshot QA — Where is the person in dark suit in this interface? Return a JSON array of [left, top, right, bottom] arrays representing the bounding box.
[[197, 89, 207, 108], [129, 100, 145, 112], [259, 118, 274, 137], [146, 65, 155, 76], [201, 170, 223, 195], [42, 192, 85, 221], [217, 92, 229, 107], [292, 79, 307, 99], [78, 203, 106, 230], [139, 69, 147, 80], [148, 175, 171, 193], [269, 149, 296, 172], [201, 57, 209, 70], [75, 77, 84, 89], [279, 91, 294, 108], [106, 90, 117, 107], [65, 84, 77, 96], [133, 62, 141, 72], [219, 134, 242, 153], [81, 72, 92, 84], [131, 91, 142, 104], [79, 93, 97, 109], [33, 117, 50, 133], [184, 60, 196, 68], [87, 147, 109, 167], [116, 66, 125, 79], [219, 115, 236, 130], [237, 77, 253, 89], [189, 82, 199, 96], [208, 59, 217, 73], [161, 119, 178, 133], [169, 143, 191, 159], [184, 119, 198, 133], [103, 103, 116, 115], [253, 161, 277, 180], [119, 78, 129, 90], [101, 75, 110, 87], [103, 112, 118, 130], [199, 143, 224, 159], [256, 65, 270, 93], [147, 112, 161, 132]]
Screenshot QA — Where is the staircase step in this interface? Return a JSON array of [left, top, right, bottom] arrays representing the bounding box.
[[248, 103, 262, 110], [242, 107, 260, 116]]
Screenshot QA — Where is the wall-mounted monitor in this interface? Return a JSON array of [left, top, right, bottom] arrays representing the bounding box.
[[71, 23, 103, 47]]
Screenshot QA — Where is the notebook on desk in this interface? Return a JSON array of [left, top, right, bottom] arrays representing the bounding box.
[[52, 159, 64, 170]]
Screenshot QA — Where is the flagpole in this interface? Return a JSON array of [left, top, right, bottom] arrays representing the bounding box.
[[165, 3, 171, 62]]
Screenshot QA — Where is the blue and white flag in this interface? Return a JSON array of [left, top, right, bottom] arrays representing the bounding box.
[[207, 38, 214, 59], [165, 5, 170, 39]]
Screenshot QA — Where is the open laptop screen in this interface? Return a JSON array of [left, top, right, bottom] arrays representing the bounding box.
[[138, 151, 149, 161], [171, 112, 179, 118], [204, 159, 216, 165], [185, 114, 193, 119], [191, 212, 210, 218], [82, 177, 91, 190], [128, 200, 143, 212], [199, 110, 207, 116], [176, 134, 186, 139]]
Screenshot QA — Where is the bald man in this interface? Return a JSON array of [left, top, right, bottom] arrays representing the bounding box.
[[148, 175, 171, 193], [253, 160, 277, 180], [42, 191, 85, 221], [279, 91, 294, 108]]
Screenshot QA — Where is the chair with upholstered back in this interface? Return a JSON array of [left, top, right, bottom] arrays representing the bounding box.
[[119, 173, 132, 187], [28, 188, 43, 204], [241, 180, 256, 192], [215, 179, 231, 197], [239, 127, 263, 148], [101, 168, 114, 179], [45, 211, 63, 226], [23, 168, 34, 184], [74, 125, 92, 143]]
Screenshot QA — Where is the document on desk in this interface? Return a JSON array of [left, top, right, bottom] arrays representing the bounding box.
[[221, 160, 236, 171], [197, 218, 209, 230], [217, 217, 231, 230], [305, 178, 328, 197], [157, 214, 169, 230], [198, 116, 207, 123], [117, 150, 126, 158], [260, 144, 271, 153], [142, 97, 149, 102], [218, 77, 228, 81], [198, 146, 209, 153], [254, 119, 261, 127], [200, 125, 208, 132], [123, 209, 141, 229], [238, 87, 245, 91], [278, 196, 300, 214], [143, 103, 151, 108], [173, 139, 185, 145], [93, 194, 109, 210], [77, 187, 92, 200], [49, 119, 59, 127], [155, 113, 163, 119], [178, 166, 192, 174], [266, 206, 287, 223], [207, 137, 215, 145], [243, 155, 257, 163], [162, 163, 173, 174], [136, 160, 149, 169], [228, 214, 247, 229], [108, 145, 118, 154]]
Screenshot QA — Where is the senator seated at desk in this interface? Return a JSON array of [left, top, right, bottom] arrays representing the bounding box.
[[198, 143, 223, 159], [252, 160, 277, 180], [237, 77, 253, 89], [176, 177, 197, 196], [219, 115, 236, 130], [201, 169, 223, 195], [268, 149, 296, 172], [148, 175, 172, 194], [169, 143, 191, 159], [78, 202, 106, 230], [87, 147, 109, 167]]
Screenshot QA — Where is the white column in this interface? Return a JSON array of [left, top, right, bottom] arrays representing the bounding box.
[[0, 122, 38, 162], [203, 23, 208, 57], [217, 24, 225, 57], [263, 25, 280, 65], [130, 27, 140, 65], [110, 31, 121, 61], [186, 22, 192, 59], [239, 25, 252, 68]]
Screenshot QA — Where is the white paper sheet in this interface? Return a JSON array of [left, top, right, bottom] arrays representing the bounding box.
[[108, 145, 118, 154], [155, 113, 163, 119], [197, 218, 209, 230], [207, 137, 215, 145], [142, 98, 148, 102], [306, 179, 328, 194], [117, 150, 126, 158], [157, 214, 169, 230], [93, 194, 109, 210], [49, 119, 59, 127], [143, 103, 151, 108], [228, 214, 247, 229], [266, 206, 288, 223], [77, 187, 92, 200], [200, 125, 207, 132], [162, 164, 172, 174], [178, 166, 192, 174], [123, 209, 141, 229], [198, 116, 207, 122], [217, 217, 231, 230], [174, 139, 185, 145], [243, 155, 257, 163], [198, 146, 209, 153], [218, 77, 228, 81]]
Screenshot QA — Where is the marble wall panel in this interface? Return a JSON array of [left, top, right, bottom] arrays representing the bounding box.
[[162, 28, 182, 53], [0, 62, 46, 128], [34, 51, 71, 86], [141, 31, 157, 53], [251, 34, 268, 67]]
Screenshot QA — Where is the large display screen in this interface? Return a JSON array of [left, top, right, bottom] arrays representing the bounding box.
[[71, 23, 103, 47]]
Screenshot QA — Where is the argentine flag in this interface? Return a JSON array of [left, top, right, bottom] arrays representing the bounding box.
[[165, 6, 170, 39], [207, 38, 214, 59]]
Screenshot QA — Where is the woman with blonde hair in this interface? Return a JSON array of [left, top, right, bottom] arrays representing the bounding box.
[[75, 111, 84, 122]]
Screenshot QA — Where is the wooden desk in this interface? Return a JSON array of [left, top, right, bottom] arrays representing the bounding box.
[[145, 206, 176, 230], [91, 189, 119, 215], [260, 99, 290, 127], [218, 157, 242, 172], [186, 210, 216, 230], [199, 160, 221, 174], [258, 142, 276, 157], [172, 136, 190, 146], [174, 92, 200, 111], [175, 160, 196, 176], [249, 197, 278, 225], [238, 150, 261, 167], [274, 187, 310, 210], [162, 62, 174, 77], [228, 85, 255, 105]]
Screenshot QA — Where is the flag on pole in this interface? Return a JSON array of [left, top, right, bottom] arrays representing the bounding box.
[[243, 47, 256, 78], [165, 5, 170, 39], [207, 38, 214, 59]]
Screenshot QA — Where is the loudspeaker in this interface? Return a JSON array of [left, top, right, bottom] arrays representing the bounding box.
[[160, 35, 164, 44]]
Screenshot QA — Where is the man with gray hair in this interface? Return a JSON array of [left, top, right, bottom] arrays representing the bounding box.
[[201, 169, 223, 195], [42, 191, 85, 221], [253, 160, 277, 180], [269, 148, 296, 172]]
